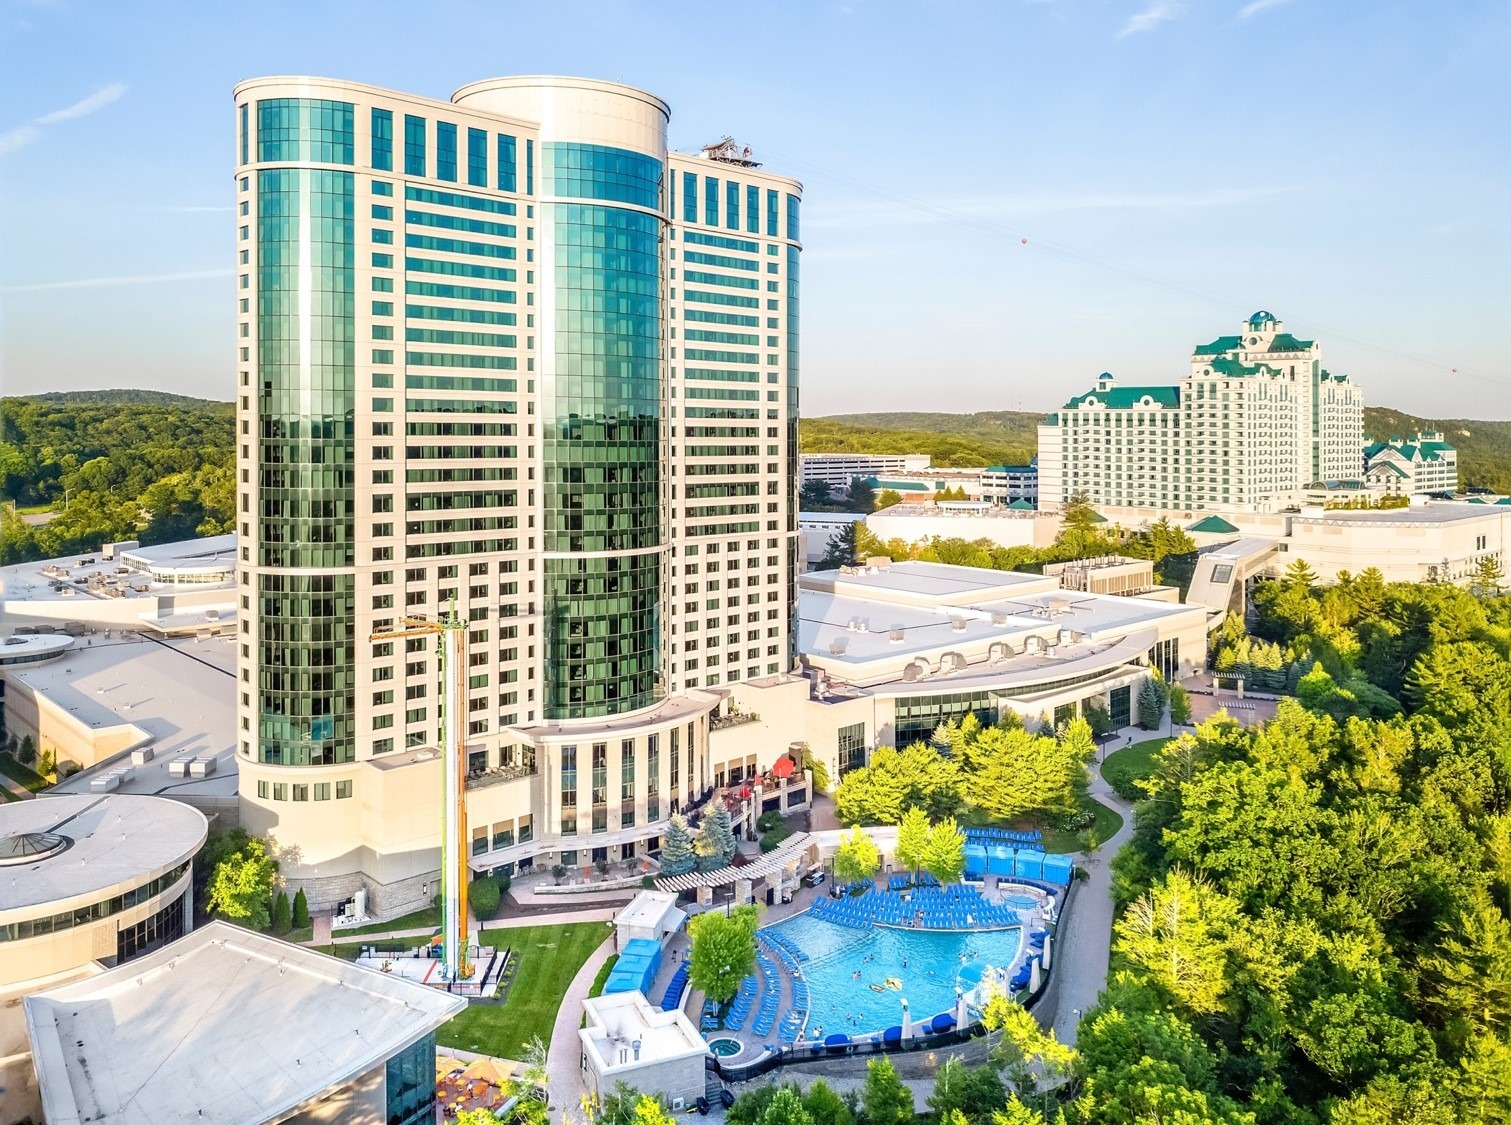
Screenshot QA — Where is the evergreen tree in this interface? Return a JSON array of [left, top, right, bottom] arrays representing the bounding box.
[[1474, 553, 1505, 597], [1168, 683, 1193, 728], [695, 803, 738, 870], [1137, 677, 1165, 730], [815, 522, 860, 571], [291, 887, 310, 929], [660, 814, 697, 876], [271, 890, 292, 935]]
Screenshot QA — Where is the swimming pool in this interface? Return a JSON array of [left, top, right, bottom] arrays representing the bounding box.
[[767, 912, 1021, 1039]]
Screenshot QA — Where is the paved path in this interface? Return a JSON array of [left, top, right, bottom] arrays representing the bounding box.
[[544, 933, 616, 1122], [315, 906, 621, 947], [1044, 763, 1135, 1046], [0, 774, 32, 801]]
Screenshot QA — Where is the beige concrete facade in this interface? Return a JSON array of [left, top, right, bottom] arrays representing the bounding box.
[[233, 75, 802, 913], [866, 504, 1062, 552]]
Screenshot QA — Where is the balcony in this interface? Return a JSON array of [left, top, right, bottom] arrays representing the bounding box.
[[465, 761, 538, 790], [710, 709, 760, 731]]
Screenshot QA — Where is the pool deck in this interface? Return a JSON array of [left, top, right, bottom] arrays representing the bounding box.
[[687, 877, 1054, 1059]]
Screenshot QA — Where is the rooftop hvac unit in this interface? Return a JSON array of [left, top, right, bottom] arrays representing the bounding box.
[[991, 612, 1008, 625], [189, 758, 217, 778], [889, 629, 905, 643], [951, 618, 967, 631], [829, 638, 848, 655], [856, 620, 869, 633]]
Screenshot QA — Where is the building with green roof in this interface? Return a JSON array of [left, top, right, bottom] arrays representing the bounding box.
[[1363, 430, 1458, 496], [1037, 312, 1364, 513]]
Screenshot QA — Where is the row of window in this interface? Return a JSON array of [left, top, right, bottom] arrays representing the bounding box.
[[255, 779, 355, 801], [0, 862, 190, 942]]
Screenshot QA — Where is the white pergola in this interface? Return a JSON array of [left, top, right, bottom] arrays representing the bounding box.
[[654, 833, 814, 893]]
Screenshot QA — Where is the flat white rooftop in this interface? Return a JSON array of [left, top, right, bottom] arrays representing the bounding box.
[[19, 630, 239, 798], [801, 561, 1053, 605], [118, 535, 237, 567], [25, 921, 466, 1125], [1296, 502, 1504, 526], [615, 890, 683, 930], [0, 794, 207, 917], [580, 991, 709, 1070], [799, 584, 1193, 666]]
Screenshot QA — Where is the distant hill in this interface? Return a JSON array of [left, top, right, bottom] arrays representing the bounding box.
[[804, 406, 1511, 493], [801, 412, 1039, 468], [1362, 407, 1511, 494], [7, 389, 232, 409]]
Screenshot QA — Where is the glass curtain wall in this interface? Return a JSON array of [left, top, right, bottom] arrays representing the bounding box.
[[540, 143, 666, 719], [254, 99, 357, 766]]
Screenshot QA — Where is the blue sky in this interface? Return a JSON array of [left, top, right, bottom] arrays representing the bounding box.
[[1, 0, 1507, 418]]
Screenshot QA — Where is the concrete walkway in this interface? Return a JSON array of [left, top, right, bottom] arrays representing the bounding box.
[[544, 933, 616, 1122], [315, 906, 622, 948], [1044, 755, 1136, 1046]]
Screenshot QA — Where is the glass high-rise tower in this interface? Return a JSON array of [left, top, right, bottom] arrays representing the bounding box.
[[233, 76, 802, 912]]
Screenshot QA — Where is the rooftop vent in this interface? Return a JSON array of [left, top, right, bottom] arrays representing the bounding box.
[[991, 612, 1008, 625], [950, 618, 967, 632], [888, 629, 905, 643], [829, 638, 848, 656]]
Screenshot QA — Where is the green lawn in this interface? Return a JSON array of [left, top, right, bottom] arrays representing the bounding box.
[[438, 922, 610, 1059], [0, 753, 51, 794], [1039, 797, 1125, 856], [582, 954, 620, 1028], [1100, 737, 1172, 800]]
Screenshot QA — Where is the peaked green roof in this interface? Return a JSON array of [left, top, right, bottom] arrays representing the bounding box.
[[1266, 333, 1314, 351], [1088, 511, 1109, 523], [1189, 515, 1240, 534], [1204, 357, 1270, 378], [1066, 385, 1181, 410], [1006, 498, 1035, 510], [1193, 335, 1242, 356], [1496, 498, 1511, 506], [1467, 496, 1488, 504], [1368, 462, 1408, 478]]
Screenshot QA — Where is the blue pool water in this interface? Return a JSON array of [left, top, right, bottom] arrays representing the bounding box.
[[768, 912, 1021, 1038]]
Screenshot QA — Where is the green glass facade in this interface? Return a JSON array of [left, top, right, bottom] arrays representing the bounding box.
[[255, 153, 357, 765], [541, 143, 665, 719]]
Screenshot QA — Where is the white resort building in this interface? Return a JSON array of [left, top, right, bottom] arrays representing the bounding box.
[[1037, 311, 1365, 514]]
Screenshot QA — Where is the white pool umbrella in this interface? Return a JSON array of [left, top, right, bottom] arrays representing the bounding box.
[[901, 998, 913, 1040]]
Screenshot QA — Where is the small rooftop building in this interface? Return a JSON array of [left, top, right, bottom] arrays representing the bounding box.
[[25, 921, 466, 1125], [579, 991, 710, 1108], [614, 890, 687, 952]]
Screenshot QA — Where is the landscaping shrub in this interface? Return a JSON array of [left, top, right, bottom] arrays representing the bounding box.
[[470, 875, 503, 921]]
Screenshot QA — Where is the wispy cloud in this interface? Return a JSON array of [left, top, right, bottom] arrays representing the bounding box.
[[0, 83, 127, 159], [1118, 1, 1184, 36], [2, 269, 231, 294], [1238, 0, 1297, 17]]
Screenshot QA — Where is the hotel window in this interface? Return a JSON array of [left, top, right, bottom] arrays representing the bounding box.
[[466, 127, 487, 187], [404, 115, 426, 177], [497, 134, 517, 191], [371, 108, 393, 171], [436, 121, 457, 182]]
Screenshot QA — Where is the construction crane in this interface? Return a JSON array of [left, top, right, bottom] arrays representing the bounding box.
[[370, 602, 471, 982]]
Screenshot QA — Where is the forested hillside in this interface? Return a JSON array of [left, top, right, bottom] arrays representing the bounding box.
[[806, 406, 1511, 491], [1, 392, 235, 564], [800, 416, 1035, 468]]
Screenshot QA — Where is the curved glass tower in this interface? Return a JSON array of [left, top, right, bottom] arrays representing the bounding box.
[[235, 74, 801, 915]]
